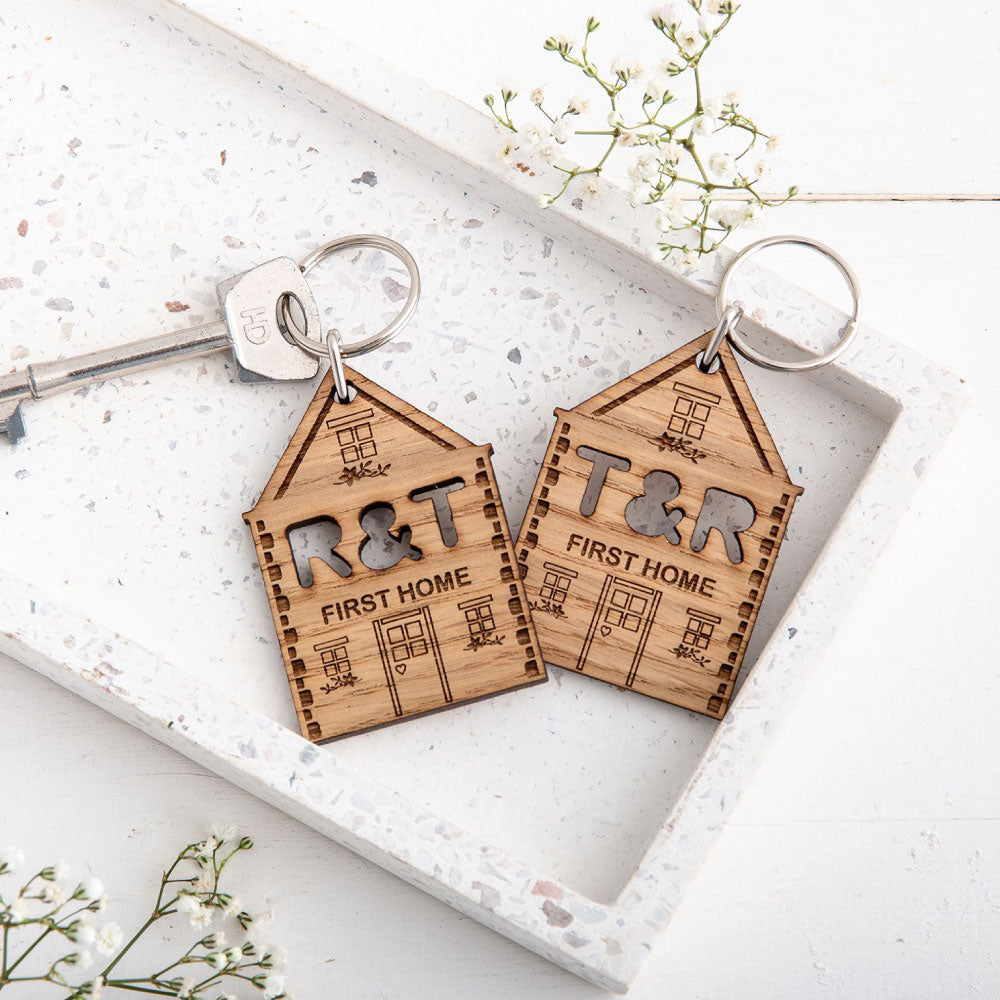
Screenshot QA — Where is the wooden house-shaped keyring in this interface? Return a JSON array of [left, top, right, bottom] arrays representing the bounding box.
[[516, 333, 803, 719], [246, 369, 545, 742]]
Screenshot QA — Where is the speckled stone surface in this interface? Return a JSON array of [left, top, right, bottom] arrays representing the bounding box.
[[0, 0, 969, 990]]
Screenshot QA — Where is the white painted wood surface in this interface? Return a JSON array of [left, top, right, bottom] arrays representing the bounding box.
[[1, 0, 998, 997]]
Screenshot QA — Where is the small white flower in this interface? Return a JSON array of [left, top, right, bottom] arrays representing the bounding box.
[[73, 921, 97, 946], [754, 158, 772, 179], [662, 139, 683, 165], [207, 950, 227, 971], [676, 28, 700, 54], [262, 973, 286, 999], [536, 142, 558, 162], [225, 945, 243, 963], [78, 876, 104, 901], [0, 847, 25, 874], [530, 86, 545, 107], [710, 203, 741, 230], [725, 89, 741, 107], [607, 110, 625, 128], [566, 95, 589, 115], [658, 189, 687, 227], [497, 78, 518, 101], [496, 140, 518, 164], [698, 14, 715, 37], [209, 822, 237, 844], [9, 896, 28, 922], [221, 895, 242, 919], [95, 921, 123, 957], [580, 176, 603, 200], [661, 53, 687, 74], [703, 97, 722, 119], [75, 949, 94, 969], [521, 126, 543, 148], [191, 905, 214, 929], [680, 250, 700, 268], [709, 152, 735, 179], [536, 193, 553, 208], [545, 32, 575, 52], [691, 114, 718, 135], [741, 200, 760, 223], [192, 871, 214, 894], [610, 54, 643, 80], [42, 882, 67, 905], [628, 155, 656, 182], [202, 930, 227, 949], [616, 130, 640, 147], [92, 895, 109, 914], [644, 77, 669, 102], [766, 133, 781, 153], [707, 0, 726, 12], [656, 3, 681, 28], [175, 977, 196, 998], [550, 117, 573, 144]]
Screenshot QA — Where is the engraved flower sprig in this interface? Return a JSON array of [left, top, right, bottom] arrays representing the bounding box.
[[484, 2, 797, 265], [0, 828, 288, 999]]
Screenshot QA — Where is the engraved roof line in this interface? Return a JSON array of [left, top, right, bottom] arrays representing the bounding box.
[[275, 384, 459, 501], [274, 386, 340, 500], [718, 357, 772, 474], [249, 368, 471, 510], [584, 334, 791, 482]]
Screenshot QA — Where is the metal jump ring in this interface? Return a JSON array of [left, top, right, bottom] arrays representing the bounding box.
[[698, 302, 743, 373], [280, 234, 420, 359], [326, 330, 351, 403], [715, 235, 862, 373]]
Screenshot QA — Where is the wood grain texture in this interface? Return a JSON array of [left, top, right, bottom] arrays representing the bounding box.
[[245, 368, 545, 741], [516, 333, 802, 718]]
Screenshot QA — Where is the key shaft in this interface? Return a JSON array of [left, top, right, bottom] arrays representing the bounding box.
[[27, 321, 230, 399], [0, 323, 230, 445]]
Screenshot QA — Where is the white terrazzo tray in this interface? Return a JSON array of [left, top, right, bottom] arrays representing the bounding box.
[[0, 0, 968, 990]]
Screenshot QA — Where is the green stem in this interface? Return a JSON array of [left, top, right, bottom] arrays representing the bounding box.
[[101, 849, 190, 982], [4, 925, 53, 979], [104, 985, 179, 997]]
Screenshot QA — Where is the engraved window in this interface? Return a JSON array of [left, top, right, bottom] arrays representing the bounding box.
[[387, 618, 430, 661], [320, 644, 350, 675], [683, 608, 722, 650], [668, 382, 721, 441], [541, 570, 573, 606], [464, 604, 496, 637], [604, 587, 645, 632], [314, 637, 357, 690], [336, 421, 377, 464]]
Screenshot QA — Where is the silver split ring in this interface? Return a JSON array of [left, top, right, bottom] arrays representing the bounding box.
[[280, 234, 421, 359], [714, 235, 862, 373]]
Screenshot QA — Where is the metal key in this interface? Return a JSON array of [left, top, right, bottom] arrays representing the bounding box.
[[0, 256, 321, 444]]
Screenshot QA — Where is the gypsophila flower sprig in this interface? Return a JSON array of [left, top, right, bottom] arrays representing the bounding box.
[[0, 829, 288, 998], [483, 2, 797, 265]]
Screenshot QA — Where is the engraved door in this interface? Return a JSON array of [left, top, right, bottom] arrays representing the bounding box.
[[577, 575, 661, 687], [373, 608, 452, 716]]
